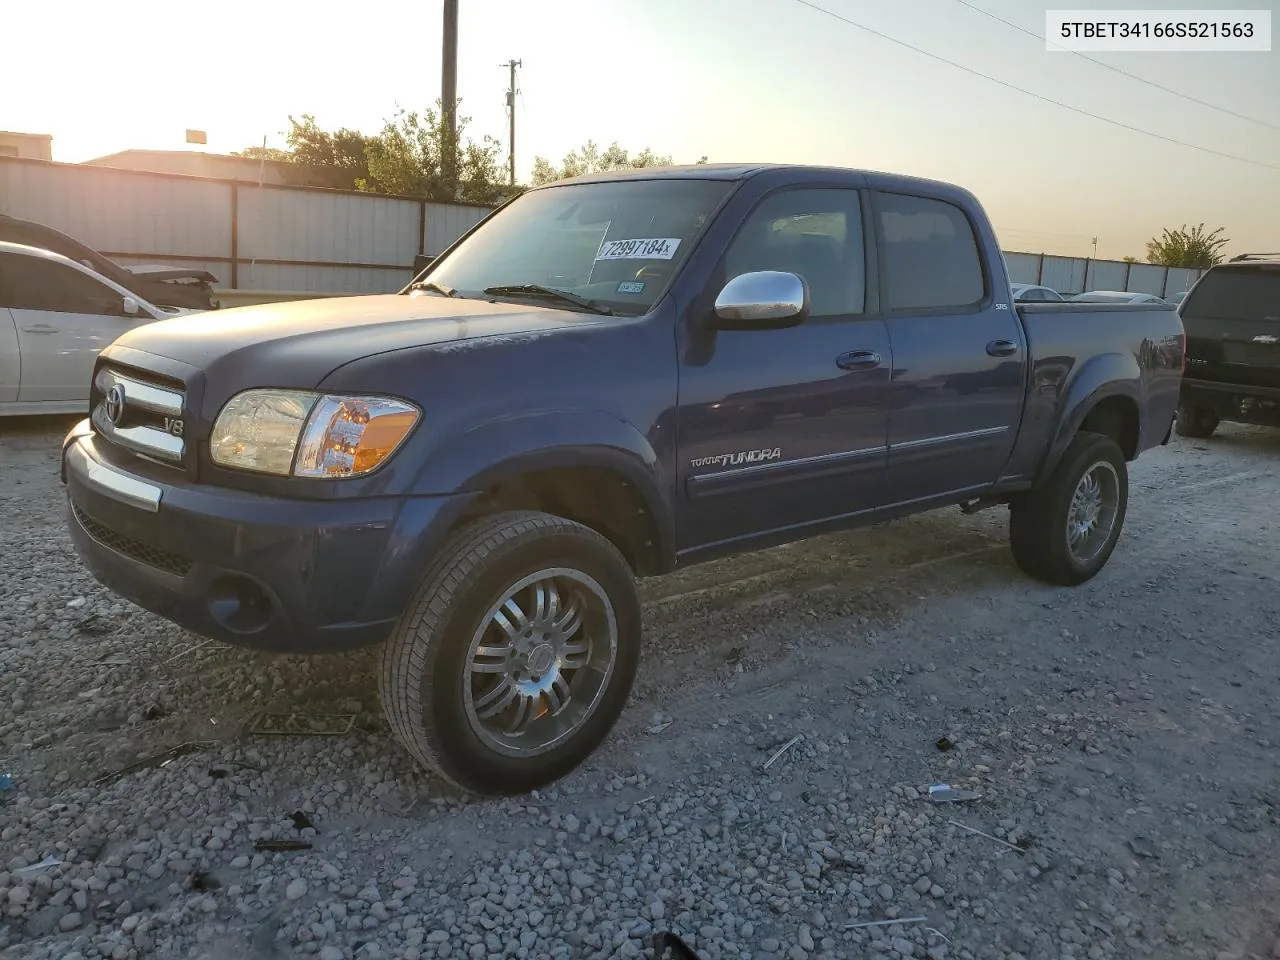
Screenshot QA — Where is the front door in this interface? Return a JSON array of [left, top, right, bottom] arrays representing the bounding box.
[[676, 186, 891, 554], [0, 252, 134, 403], [874, 191, 1027, 504]]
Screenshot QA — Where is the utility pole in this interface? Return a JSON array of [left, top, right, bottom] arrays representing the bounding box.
[[501, 58, 522, 187], [1091, 236, 1098, 259], [442, 0, 459, 197]]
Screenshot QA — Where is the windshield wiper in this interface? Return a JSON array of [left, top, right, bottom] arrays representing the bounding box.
[[483, 284, 614, 316], [408, 280, 458, 297]]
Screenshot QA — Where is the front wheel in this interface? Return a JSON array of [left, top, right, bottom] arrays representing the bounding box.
[[1174, 404, 1219, 439], [378, 510, 641, 795], [1009, 432, 1129, 586]]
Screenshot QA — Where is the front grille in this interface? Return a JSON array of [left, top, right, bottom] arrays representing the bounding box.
[[92, 365, 188, 469], [73, 504, 192, 577]]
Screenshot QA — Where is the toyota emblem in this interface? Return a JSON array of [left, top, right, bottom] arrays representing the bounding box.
[[104, 384, 126, 424]]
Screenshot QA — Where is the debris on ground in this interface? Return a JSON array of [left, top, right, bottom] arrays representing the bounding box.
[[13, 855, 62, 876], [91, 740, 219, 786], [948, 818, 1027, 853], [1128, 835, 1159, 859], [762, 734, 803, 770], [928, 783, 982, 803], [845, 915, 929, 931], [253, 840, 313, 852], [247, 712, 357, 736]]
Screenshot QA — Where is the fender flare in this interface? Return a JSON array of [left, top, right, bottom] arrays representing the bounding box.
[[410, 408, 675, 567], [1035, 351, 1143, 486]]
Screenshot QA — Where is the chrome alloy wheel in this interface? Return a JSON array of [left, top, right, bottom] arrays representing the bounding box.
[[1066, 461, 1120, 564], [463, 568, 617, 758]]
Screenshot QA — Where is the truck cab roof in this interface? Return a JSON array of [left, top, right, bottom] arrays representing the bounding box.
[[541, 162, 980, 202]]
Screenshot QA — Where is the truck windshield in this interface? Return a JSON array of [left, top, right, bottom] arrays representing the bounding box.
[[419, 178, 734, 316], [1181, 267, 1280, 322]]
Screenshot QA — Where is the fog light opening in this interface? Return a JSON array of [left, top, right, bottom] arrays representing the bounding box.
[[207, 575, 274, 634]]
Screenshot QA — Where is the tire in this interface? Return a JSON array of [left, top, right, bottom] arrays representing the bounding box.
[[1174, 404, 1219, 439], [1008, 432, 1129, 586], [378, 510, 641, 795]]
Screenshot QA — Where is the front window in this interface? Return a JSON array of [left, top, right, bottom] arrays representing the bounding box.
[[419, 178, 734, 316]]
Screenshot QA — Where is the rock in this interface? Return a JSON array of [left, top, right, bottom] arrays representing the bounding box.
[[319, 947, 345, 960], [798, 925, 815, 950], [286, 878, 308, 901], [60, 912, 83, 931]]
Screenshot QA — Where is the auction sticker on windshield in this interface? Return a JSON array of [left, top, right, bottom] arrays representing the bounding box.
[[595, 238, 682, 261]]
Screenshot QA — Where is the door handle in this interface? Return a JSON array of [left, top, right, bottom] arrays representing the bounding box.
[[21, 324, 59, 334], [986, 339, 1019, 357], [836, 350, 882, 371]]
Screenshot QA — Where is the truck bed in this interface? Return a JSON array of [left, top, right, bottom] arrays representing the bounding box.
[[997, 300, 1184, 487]]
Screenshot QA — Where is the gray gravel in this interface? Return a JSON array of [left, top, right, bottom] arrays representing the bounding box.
[[3, 414, 1280, 960]]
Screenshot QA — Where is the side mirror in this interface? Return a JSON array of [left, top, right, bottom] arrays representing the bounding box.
[[711, 271, 808, 330], [121, 296, 140, 316]]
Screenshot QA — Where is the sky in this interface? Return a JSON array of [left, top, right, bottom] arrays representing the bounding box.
[[4, 0, 1278, 260]]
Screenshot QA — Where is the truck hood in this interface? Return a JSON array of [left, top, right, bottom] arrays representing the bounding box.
[[108, 292, 604, 392]]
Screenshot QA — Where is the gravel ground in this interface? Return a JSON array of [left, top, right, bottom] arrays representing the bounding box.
[[2, 414, 1279, 960]]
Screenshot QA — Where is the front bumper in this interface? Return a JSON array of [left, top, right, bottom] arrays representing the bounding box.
[[61, 423, 472, 654]]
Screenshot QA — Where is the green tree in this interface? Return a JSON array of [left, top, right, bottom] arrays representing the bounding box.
[[360, 102, 511, 204], [237, 104, 513, 202], [1144, 223, 1230, 269], [235, 114, 378, 189], [530, 140, 680, 185], [1121, 255, 1139, 263]]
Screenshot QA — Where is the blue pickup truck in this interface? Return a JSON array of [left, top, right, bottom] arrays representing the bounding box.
[[60, 164, 1185, 794]]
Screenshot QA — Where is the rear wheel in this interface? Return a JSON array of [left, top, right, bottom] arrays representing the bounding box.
[[378, 510, 641, 795], [1175, 404, 1219, 439], [1009, 432, 1128, 586]]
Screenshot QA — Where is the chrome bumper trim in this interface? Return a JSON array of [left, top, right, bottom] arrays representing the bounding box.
[[66, 437, 162, 513]]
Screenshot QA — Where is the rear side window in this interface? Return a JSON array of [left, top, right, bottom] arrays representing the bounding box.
[[0, 253, 117, 313], [1181, 267, 1280, 321], [878, 193, 985, 311]]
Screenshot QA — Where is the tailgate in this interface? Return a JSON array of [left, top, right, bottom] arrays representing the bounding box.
[[1181, 264, 1280, 388]]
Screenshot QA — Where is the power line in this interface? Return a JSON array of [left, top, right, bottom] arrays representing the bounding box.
[[952, 0, 1280, 133], [789, 0, 1280, 172]]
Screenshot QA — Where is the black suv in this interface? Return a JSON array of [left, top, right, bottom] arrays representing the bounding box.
[[1176, 253, 1280, 438]]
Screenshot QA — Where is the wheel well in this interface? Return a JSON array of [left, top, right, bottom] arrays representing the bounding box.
[[455, 467, 665, 576], [1079, 395, 1140, 460]]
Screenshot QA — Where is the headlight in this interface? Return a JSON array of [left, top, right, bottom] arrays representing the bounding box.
[[210, 389, 420, 478]]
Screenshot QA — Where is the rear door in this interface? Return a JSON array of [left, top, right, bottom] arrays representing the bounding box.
[[0, 252, 136, 403], [1181, 263, 1280, 388], [875, 190, 1028, 504]]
